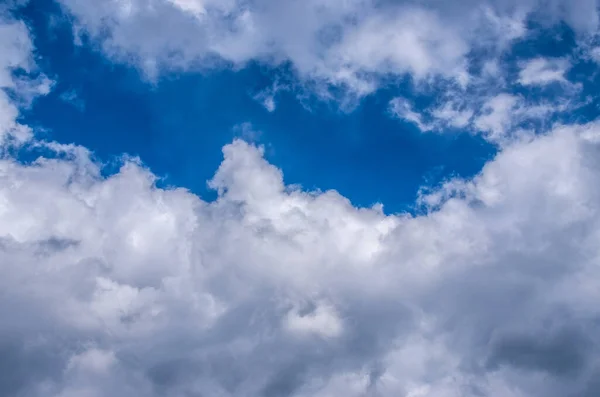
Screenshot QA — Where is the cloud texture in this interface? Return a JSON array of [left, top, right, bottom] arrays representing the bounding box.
[[57, 0, 599, 94], [3, 1, 600, 396], [5, 108, 600, 397]]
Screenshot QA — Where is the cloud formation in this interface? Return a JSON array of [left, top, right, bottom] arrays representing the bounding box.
[[3, 1, 600, 397], [5, 113, 600, 397], [56, 0, 600, 97], [518, 58, 571, 86]]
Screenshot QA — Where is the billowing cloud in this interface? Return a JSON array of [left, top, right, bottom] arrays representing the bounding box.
[[3, 2, 600, 397], [55, 0, 599, 98], [4, 117, 600, 397]]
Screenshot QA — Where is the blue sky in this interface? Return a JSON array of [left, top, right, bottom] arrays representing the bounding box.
[[16, 0, 500, 213], [5, 1, 600, 396]]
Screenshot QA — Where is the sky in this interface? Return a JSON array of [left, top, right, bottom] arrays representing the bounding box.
[[3, 0, 600, 396]]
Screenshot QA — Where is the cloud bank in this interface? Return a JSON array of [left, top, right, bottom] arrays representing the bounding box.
[[3, 1, 600, 397], [5, 107, 600, 397]]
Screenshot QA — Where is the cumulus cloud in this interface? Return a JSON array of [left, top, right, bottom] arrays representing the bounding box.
[[57, 0, 469, 90], [53, 0, 600, 99], [4, 117, 600, 397], [4, 2, 600, 397]]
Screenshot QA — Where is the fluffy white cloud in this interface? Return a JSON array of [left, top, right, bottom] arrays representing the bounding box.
[[4, 118, 600, 397], [4, 3, 600, 397], [473, 93, 527, 140], [54, 0, 600, 98]]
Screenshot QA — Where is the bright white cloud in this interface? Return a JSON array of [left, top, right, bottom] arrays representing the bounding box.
[[4, 118, 600, 396], [4, 2, 600, 397], [55, 0, 599, 98]]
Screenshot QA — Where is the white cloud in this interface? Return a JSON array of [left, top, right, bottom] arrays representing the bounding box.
[[471, 93, 579, 143], [390, 89, 581, 144], [55, 0, 599, 99], [430, 102, 474, 129], [0, 6, 53, 145], [473, 93, 522, 140], [518, 57, 571, 86], [4, 119, 600, 396], [4, 3, 600, 397], [0, 13, 35, 144], [389, 97, 434, 131]]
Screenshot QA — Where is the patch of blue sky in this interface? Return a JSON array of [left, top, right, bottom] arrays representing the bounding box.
[[19, 1, 600, 214], [16, 1, 497, 214]]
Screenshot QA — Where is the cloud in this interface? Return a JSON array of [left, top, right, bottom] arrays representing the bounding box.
[[3, 119, 600, 396], [588, 47, 600, 63], [389, 96, 475, 134], [388, 97, 434, 132], [471, 93, 581, 143], [0, 11, 35, 143], [518, 57, 571, 86], [388, 68, 586, 143], [389, 92, 568, 144], [0, 6, 52, 145], [430, 102, 474, 129], [4, 3, 600, 397], [253, 80, 286, 113], [54, 0, 600, 100], [473, 93, 524, 139]]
